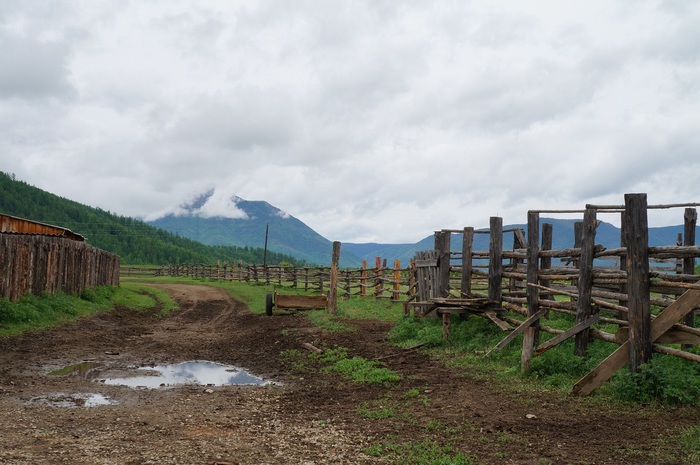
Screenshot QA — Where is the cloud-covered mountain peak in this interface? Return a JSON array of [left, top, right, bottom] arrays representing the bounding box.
[[152, 188, 294, 222], [168, 189, 249, 220]]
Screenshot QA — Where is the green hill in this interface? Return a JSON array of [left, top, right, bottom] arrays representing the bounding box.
[[0, 172, 304, 266], [147, 191, 364, 267]]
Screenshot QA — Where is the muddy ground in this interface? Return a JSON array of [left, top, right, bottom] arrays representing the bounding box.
[[0, 283, 697, 464]]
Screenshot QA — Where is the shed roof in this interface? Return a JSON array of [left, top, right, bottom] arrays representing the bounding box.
[[0, 213, 85, 241]]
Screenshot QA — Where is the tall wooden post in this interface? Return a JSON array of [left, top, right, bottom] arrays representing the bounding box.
[[574, 208, 597, 356], [521, 211, 539, 371], [488, 218, 503, 304], [374, 257, 383, 297], [392, 259, 401, 301], [624, 193, 652, 372], [360, 260, 367, 297], [683, 208, 697, 346], [436, 231, 451, 298], [461, 227, 474, 297], [328, 241, 340, 314]]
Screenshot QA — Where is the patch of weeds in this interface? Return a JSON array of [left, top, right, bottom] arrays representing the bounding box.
[[280, 348, 309, 373], [426, 419, 443, 431], [307, 309, 353, 332], [322, 356, 401, 386], [364, 439, 475, 465], [677, 425, 700, 465], [611, 355, 700, 406], [315, 346, 349, 363], [403, 388, 421, 399], [357, 400, 397, 419]]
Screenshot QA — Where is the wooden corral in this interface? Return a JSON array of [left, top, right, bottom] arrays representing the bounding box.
[[409, 193, 700, 395]]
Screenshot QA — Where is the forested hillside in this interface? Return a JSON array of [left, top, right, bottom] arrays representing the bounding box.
[[0, 172, 304, 266]]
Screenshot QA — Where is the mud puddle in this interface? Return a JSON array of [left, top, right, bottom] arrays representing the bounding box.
[[97, 360, 271, 389], [29, 392, 116, 408]]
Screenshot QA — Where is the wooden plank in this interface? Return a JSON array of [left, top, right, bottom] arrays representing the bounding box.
[[415, 259, 438, 268], [683, 208, 697, 346], [461, 227, 474, 297], [615, 327, 700, 345], [488, 217, 503, 303], [483, 310, 512, 331], [486, 308, 548, 357], [573, 286, 700, 396], [535, 315, 600, 355], [275, 294, 328, 309]]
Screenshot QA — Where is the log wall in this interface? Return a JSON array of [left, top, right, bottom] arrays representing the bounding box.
[[0, 233, 120, 301]]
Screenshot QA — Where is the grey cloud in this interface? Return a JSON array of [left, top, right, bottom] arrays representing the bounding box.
[[0, 35, 75, 100]]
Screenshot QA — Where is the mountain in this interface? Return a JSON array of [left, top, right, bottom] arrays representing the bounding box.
[[345, 218, 700, 265], [0, 172, 303, 266], [147, 190, 364, 267]]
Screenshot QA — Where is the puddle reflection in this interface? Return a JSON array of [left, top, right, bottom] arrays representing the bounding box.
[[99, 361, 269, 389]]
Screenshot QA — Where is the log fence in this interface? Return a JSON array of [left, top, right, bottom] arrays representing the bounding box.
[[412, 193, 700, 395], [0, 233, 120, 301], [146, 259, 415, 303]]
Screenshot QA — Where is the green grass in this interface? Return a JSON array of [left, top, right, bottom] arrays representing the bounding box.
[[0, 283, 177, 337], [364, 439, 475, 465], [677, 425, 700, 465], [389, 310, 700, 406]]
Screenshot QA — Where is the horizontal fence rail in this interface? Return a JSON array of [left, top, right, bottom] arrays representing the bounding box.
[[137, 260, 415, 304]]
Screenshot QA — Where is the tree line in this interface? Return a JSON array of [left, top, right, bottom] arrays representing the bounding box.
[[0, 172, 306, 266]]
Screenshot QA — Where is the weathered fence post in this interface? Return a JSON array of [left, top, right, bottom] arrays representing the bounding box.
[[461, 227, 474, 297], [328, 241, 340, 314], [683, 208, 697, 341], [360, 260, 367, 297], [574, 208, 597, 356], [344, 269, 351, 299], [392, 259, 401, 301], [374, 257, 383, 297], [624, 193, 652, 372], [521, 211, 539, 371], [435, 231, 451, 298], [488, 218, 503, 304]]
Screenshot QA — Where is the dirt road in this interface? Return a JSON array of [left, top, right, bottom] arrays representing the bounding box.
[[0, 284, 695, 464]]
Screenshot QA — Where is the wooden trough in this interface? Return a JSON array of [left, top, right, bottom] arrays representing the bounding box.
[[265, 291, 328, 316]]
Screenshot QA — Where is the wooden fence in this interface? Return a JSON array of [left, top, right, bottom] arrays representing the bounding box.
[[141, 258, 414, 303], [0, 233, 120, 301], [414, 194, 700, 395]]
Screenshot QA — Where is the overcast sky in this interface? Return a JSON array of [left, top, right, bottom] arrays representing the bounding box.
[[2, 1, 700, 243]]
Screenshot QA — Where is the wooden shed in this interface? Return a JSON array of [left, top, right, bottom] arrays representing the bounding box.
[[0, 213, 85, 242]]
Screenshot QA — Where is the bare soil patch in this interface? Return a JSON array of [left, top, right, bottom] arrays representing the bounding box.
[[0, 283, 696, 464]]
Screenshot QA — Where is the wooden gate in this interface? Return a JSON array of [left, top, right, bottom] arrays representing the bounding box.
[[414, 250, 441, 303]]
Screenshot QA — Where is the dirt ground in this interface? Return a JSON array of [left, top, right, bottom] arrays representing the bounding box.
[[0, 283, 697, 465]]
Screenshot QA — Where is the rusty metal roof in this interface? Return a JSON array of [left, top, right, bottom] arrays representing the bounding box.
[[0, 213, 85, 241]]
